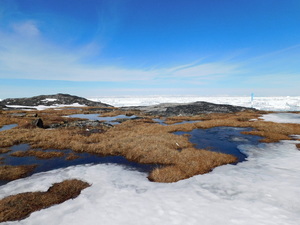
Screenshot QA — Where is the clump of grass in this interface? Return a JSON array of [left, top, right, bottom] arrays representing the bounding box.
[[65, 153, 80, 160], [0, 179, 90, 222], [0, 148, 11, 154], [10, 150, 65, 159], [1, 110, 300, 183], [0, 165, 37, 181], [148, 148, 237, 182], [296, 143, 300, 150]]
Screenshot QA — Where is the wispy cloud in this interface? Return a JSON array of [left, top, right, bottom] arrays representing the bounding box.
[[11, 20, 40, 37], [0, 19, 242, 84]]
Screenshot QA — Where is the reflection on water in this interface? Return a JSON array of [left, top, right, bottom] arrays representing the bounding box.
[[175, 127, 261, 162], [67, 114, 136, 125], [0, 144, 158, 186], [0, 124, 18, 132]]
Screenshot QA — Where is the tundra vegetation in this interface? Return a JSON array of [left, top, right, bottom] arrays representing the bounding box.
[[1, 107, 300, 222], [0, 179, 90, 222], [1, 107, 300, 182]]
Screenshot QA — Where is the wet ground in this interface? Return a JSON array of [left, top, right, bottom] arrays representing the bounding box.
[[175, 127, 262, 162], [0, 144, 158, 186], [0, 124, 18, 132], [66, 114, 137, 125]]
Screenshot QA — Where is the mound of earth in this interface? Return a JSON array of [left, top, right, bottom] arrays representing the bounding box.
[[123, 101, 256, 117], [0, 93, 111, 108]]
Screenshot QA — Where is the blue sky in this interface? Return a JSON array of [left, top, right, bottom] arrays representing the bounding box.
[[0, 0, 300, 99]]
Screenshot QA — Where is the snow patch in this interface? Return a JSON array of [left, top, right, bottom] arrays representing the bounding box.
[[260, 113, 300, 124], [1, 141, 300, 225], [41, 98, 57, 102]]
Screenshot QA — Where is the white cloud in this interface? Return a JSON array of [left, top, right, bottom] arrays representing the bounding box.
[[11, 20, 40, 37], [168, 62, 241, 78], [0, 24, 241, 83]]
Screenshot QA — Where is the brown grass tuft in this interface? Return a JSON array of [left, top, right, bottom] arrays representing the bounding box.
[[0, 165, 37, 181], [1, 110, 300, 182], [0, 148, 11, 154], [10, 150, 65, 159], [296, 143, 300, 150], [0, 179, 90, 222]]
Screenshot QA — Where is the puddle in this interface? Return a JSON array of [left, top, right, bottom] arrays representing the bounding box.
[[67, 114, 137, 125], [0, 124, 18, 132], [0, 144, 158, 186], [175, 127, 262, 162], [153, 118, 201, 126]]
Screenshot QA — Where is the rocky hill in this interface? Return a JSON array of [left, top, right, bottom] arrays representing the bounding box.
[[122, 101, 256, 117], [0, 93, 111, 108]]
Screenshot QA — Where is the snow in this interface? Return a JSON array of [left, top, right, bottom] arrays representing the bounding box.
[[1, 98, 300, 225], [260, 113, 300, 124], [5, 103, 86, 110], [1, 141, 300, 225], [41, 98, 57, 102], [89, 96, 300, 111]]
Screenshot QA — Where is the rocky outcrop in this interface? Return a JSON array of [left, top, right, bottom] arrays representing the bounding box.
[[123, 101, 256, 117], [0, 93, 111, 108]]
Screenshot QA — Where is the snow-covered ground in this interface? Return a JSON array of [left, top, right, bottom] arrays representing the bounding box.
[[1, 98, 300, 225], [90, 96, 300, 111], [1, 141, 300, 225], [5, 103, 86, 111]]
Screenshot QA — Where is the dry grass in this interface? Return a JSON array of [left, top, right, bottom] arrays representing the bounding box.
[[296, 144, 300, 150], [1, 110, 300, 182], [65, 153, 80, 160], [10, 150, 65, 159], [0, 179, 90, 222], [0, 165, 37, 181], [0, 148, 11, 154]]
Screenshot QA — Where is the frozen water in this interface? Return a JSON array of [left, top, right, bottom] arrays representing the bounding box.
[[1, 99, 300, 225], [5, 103, 86, 110], [1, 141, 300, 225], [260, 113, 300, 124], [89, 96, 300, 111]]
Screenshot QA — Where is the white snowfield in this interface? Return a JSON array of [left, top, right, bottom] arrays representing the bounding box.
[[1, 97, 300, 225], [89, 96, 300, 111], [1, 141, 300, 225], [5, 103, 86, 111]]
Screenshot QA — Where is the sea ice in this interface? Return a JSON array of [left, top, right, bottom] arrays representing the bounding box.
[[260, 113, 300, 124]]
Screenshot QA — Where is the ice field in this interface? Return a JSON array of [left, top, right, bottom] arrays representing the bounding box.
[[90, 95, 300, 111]]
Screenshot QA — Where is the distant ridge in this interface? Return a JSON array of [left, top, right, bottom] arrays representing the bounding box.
[[0, 93, 111, 108]]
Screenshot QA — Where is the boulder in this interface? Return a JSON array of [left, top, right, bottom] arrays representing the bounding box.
[[32, 118, 44, 128]]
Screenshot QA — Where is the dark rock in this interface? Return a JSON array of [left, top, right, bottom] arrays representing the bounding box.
[[122, 101, 256, 117], [1, 93, 111, 108], [32, 118, 44, 128]]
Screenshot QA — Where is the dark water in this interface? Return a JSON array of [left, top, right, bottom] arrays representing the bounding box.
[[175, 127, 262, 162], [0, 144, 158, 186]]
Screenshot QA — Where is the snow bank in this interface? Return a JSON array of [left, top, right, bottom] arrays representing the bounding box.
[[5, 103, 86, 110], [89, 96, 300, 111], [260, 113, 300, 124], [1, 141, 300, 225]]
